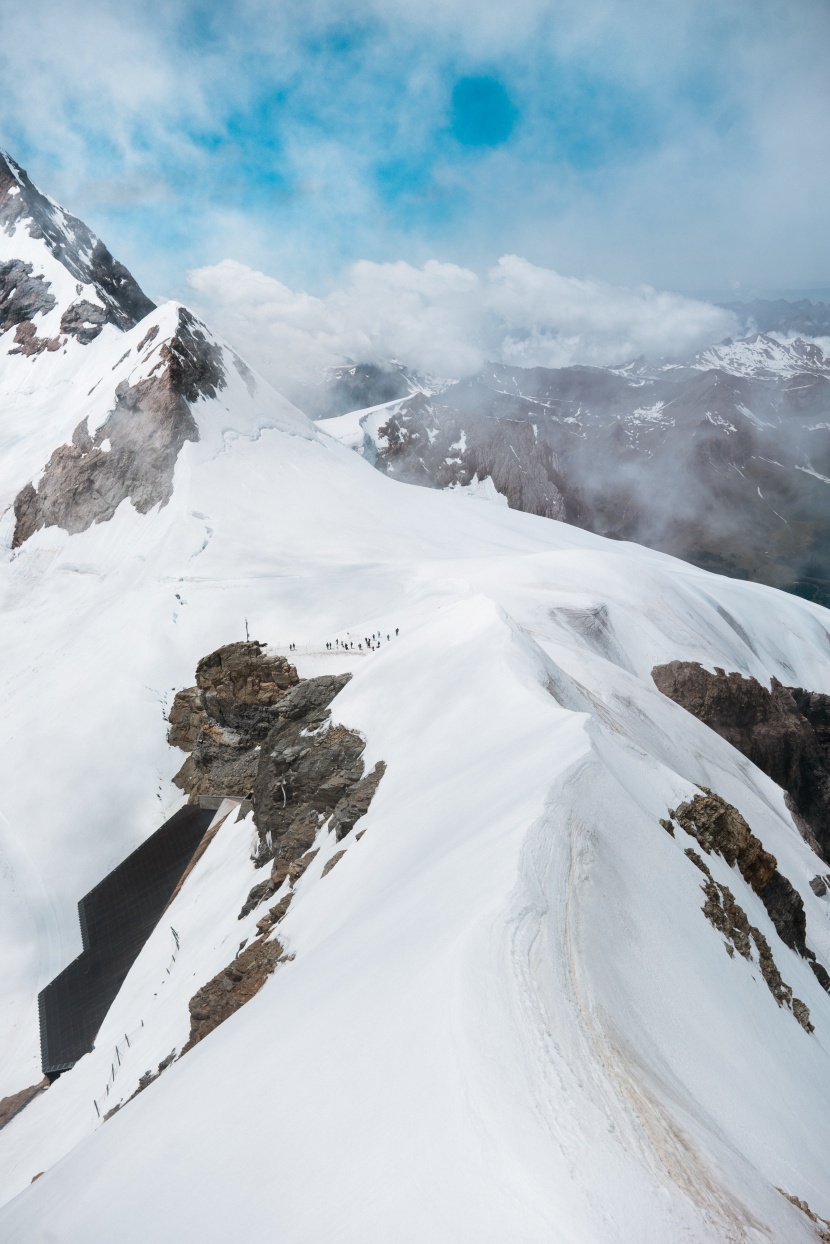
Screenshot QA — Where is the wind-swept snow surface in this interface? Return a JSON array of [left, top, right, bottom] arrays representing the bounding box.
[[0, 396, 829, 1240], [1, 150, 829, 1244]]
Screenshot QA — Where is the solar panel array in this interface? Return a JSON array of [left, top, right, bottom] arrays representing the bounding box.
[[39, 804, 215, 1076]]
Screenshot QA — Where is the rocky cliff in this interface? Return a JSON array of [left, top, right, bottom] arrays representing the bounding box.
[[653, 661, 830, 860]]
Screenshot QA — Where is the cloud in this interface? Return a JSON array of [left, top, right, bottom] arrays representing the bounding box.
[[1, 0, 828, 298], [187, 254, 738, 386]]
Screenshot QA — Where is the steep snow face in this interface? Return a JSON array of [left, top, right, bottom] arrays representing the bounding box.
[[0, 391, 829, 1239]]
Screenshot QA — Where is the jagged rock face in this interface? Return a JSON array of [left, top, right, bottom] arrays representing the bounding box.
[[670, 819, 814, 1032], [165, 641, 386, 1054], [11, 308, 226, 547], [0, 151, 155, 332], [169, 642, 299, 801], [373, 394, 582, 523], [653, 662, 830, 859], [670, 792, 808, 956]]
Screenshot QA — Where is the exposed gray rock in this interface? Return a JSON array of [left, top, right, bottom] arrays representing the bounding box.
[[272, 673, 352, 722], [183, 937, 290, 1053], [60, 299, 108, 344], [337, 349, 830, 601], [321, 850, 347, 877], [12, 368, 198, 544], [0, 258, 56, 333], [330, 761, 386, 840]]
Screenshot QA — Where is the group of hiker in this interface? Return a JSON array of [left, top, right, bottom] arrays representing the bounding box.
[[324, 628, 399, 652], [283, 629, 400, 655]]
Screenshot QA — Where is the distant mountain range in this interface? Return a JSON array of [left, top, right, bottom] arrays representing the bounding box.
[[315, 334, 830, 604]]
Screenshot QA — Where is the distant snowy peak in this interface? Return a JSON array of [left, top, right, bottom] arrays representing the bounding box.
[[691, 333, 830, 380], [0, 150, 155, 346]]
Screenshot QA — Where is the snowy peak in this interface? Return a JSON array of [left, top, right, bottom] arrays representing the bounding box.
[[692, 332, 830, 380], [6, 299, 312, 547], [0, 150, 312, 546], [0, 150, 155, 345]]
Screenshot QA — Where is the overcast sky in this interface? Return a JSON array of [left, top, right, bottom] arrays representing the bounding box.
[[2, 0, 829, 380]]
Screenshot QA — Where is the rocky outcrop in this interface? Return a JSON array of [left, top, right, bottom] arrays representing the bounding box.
[[169, 642, 299, 802], [163, 641, 386, 1053], [1, 150, 155, 332], [183, 937, 291, 1052], [654, 662, 830, 859], [9, 320, 61, 356], [0, 1078, 49, 1132], [11, 308, 226, 546], [776, 1189, 830, 1242], [0, 258, 56, 334], [683, 846, 812, 1032], [169, 642, 385, 923], [60, 299, 108, 345], [669, 792, 806, 948], [372, 394, 583, 523], [666, 790, 830, 995]]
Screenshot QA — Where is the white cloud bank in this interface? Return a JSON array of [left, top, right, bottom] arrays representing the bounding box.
[[187, 255, 739, 387]]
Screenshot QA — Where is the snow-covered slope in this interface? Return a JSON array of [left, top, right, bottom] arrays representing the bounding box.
[[0, 160, 829, 1242]]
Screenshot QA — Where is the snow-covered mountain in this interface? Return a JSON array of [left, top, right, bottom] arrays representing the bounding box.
[[1, 154, 830, 1242], [317, 337, 830, 603]]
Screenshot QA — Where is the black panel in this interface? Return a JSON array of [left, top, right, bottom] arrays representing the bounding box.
[[38, 804, 215, 1075]]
